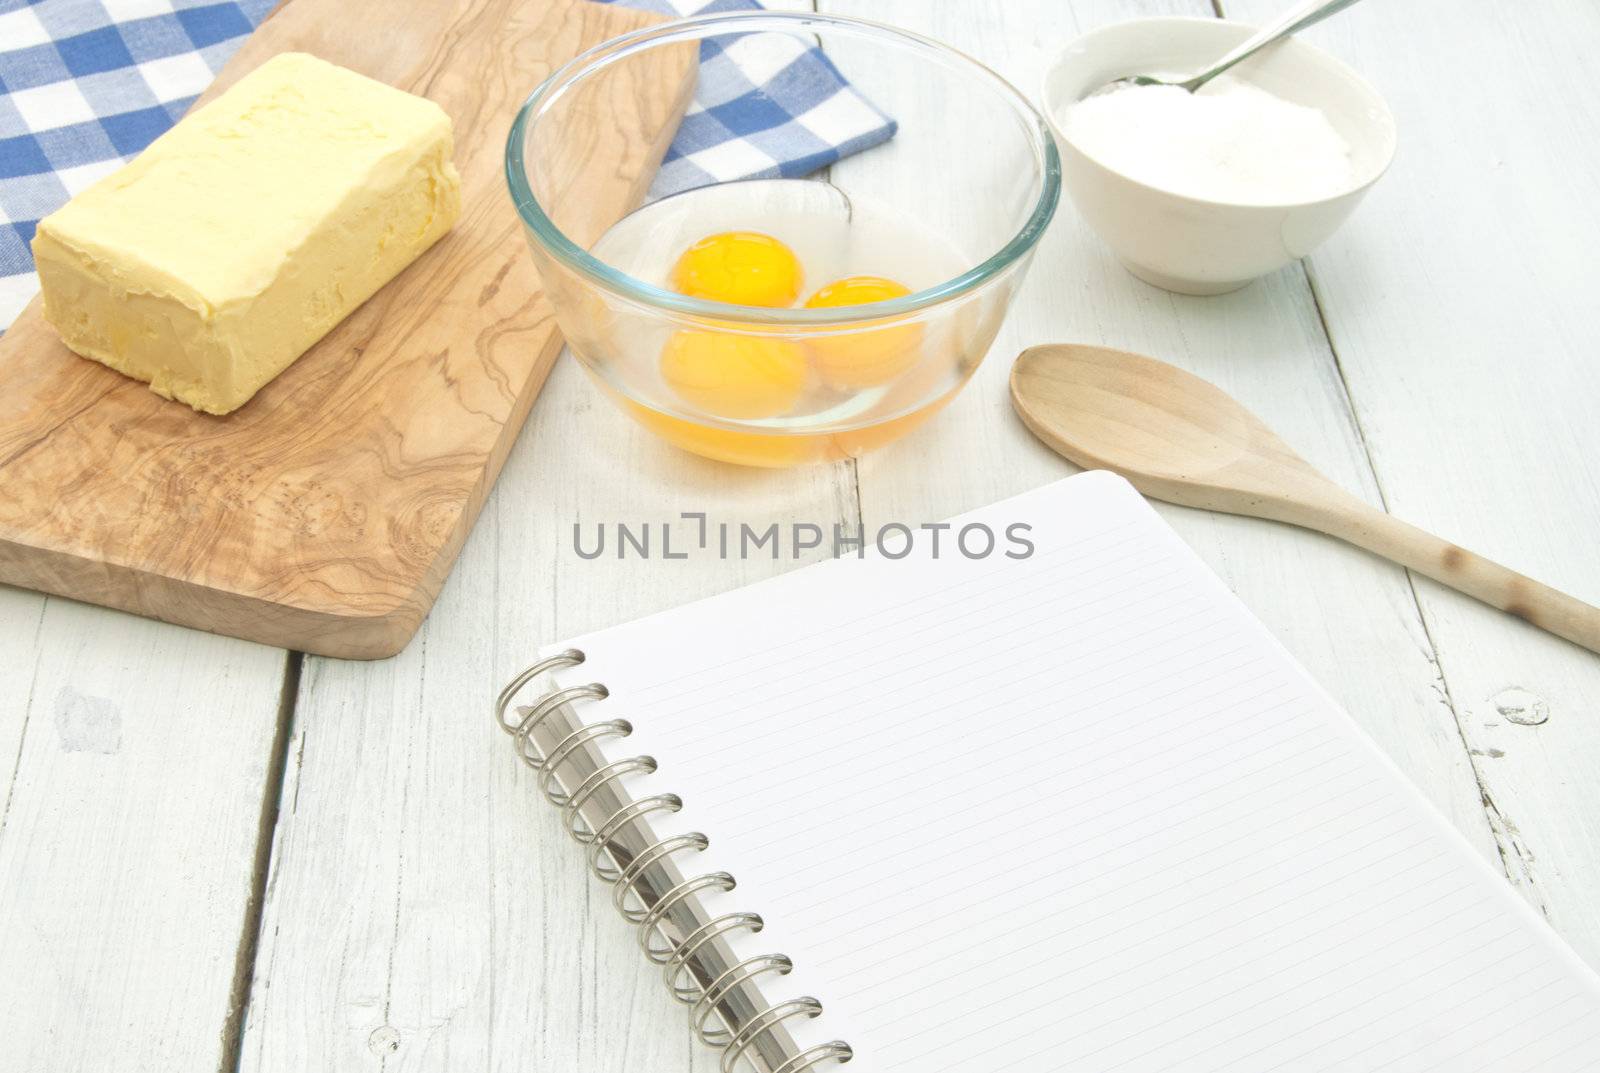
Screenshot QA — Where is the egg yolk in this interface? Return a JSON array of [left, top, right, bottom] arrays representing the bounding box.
[[660, 329, 808, 420], [671, 232, 804, 307], [803, 276, 922, 389]]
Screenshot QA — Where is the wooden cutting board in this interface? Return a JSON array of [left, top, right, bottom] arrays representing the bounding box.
[[0, 0, 693, 658]]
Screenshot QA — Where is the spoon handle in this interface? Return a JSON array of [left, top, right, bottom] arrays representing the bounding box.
[[1304, 490, 1600, 655], [1188, 0, 1368, 91]]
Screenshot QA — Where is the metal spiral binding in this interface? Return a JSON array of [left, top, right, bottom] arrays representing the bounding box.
[[664, 912, 767, 1002], [722, 999, 829, 1073], [498, 649, 853, 1073], [692, 954, 794, 1045], [639, 871, 736, 963]]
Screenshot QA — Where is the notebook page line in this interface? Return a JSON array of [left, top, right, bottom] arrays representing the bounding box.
[[854, 858, 1465, 1034], [1142, 947, 1549, 1073], [673, 631, 1254, 825], [927, 938, 1539, 1073], [771, 723, 1336, 927], [734, 695, 1320, 870], [680, 637, 1263, 805], [807, 775, 1396, 963], [1101, 938, 1549, 1073], [668, 591, 1216, 783], [552, 474, 1600, 1073], [809, 802, 1412, 968], [712, 665, 1285, 848], [1460, 1013, 1600, 1073], [729, 686, 1301, 864], [617, 534, 1105, 698], [879, 890, 1503, 1067], [1131, 950, 1557, 1073], [675, 623, 1251, 812], [633, 674, 1290, 890], [1311, 985, 1588, 1073], [766, 718, 1335, 921], [838, 779, 1418, 1009], [865, 887, 1480, 1052], [651, 560, 1197, 744], [662, 581, 1212, 768], [631, 532, 1167, 721], [652, 581, 1207, 768], [810, 818, 1426, 1011], [672, 642, 1264, 820], [623, 520, 1144, 700]]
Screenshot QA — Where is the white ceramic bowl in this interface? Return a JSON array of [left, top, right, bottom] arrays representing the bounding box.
[[1041, 17, 1396, 295]]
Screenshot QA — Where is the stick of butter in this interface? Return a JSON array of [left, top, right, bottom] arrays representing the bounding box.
[[32, 52, 462, 416]]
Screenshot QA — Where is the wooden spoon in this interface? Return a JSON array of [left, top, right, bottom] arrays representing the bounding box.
[[1010, 343, 1600, 655]]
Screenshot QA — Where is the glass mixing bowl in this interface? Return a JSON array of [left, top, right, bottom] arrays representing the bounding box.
[[506, 12, 1060, 467]]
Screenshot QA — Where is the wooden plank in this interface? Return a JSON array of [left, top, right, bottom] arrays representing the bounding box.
[[1221, 0, 1600, 969], [237, 362, 858, 1072], [239, 5, 1600, 1072], [0, 593, 289, 1072], [234, 8, 857, 1067], [820, 0, 1500, 863], [0, 0, 693, 660], [0, 589, 44, 797]]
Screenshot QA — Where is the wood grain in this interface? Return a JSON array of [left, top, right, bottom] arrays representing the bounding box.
[[237, 285, 856, 1073], [1224, 0, 1600, 967], [9, 3, 1598, 1072], [830, 0, 1497, 859], [1010, 343, 1600, 653], [0, 584, 291, 1073], [234, 3, 1532, 1070], [0, 0, 694, 659], [234, 3, 858, 1063]]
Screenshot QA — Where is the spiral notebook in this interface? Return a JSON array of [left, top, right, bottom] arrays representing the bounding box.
[[496, 472, 1600, 1073]]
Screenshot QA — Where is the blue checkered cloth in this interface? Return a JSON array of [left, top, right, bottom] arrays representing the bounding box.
[[601, 0, 896, 200], [0, 0, 894, 330]]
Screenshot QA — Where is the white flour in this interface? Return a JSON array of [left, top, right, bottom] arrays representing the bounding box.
[[1065, 75, 1356, 204]]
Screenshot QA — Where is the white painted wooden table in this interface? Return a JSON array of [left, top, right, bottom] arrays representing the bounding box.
[[3, 2, 1598, 1070]]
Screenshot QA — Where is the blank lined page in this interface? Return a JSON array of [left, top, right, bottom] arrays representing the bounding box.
[[551, 473, 1600, 1071]]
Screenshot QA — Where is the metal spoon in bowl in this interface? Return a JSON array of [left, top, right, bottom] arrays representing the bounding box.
[[1111, 0, 1368, 94]]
